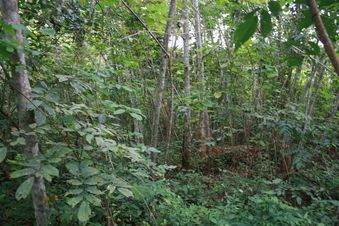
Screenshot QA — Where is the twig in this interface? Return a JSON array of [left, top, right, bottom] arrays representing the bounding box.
[[120, 0, 170, 58]]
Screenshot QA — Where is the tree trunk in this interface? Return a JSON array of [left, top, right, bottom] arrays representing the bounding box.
[[182, 0, 192, 169], [150, 0, 177, 162], [304, 63, 326, 131], [307, 0, 339, 76], [193, 0, 212, 171], [0, 1, 49, 225]]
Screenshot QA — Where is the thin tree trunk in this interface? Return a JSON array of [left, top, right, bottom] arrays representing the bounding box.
[[193, 0, 212, 171], [182, 0, 192, 169], [307, 0, 339, 76], [0, 1, 48, 225], [150, 0, 177, 162], [304, 64, 326, 131], [291, 63, 303, 101], [299, 56, 324, 105]]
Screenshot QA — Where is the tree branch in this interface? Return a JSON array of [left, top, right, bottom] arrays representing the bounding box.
[[307, 0, 339, 76]]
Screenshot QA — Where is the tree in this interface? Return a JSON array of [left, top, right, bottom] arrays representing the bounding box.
[[182, 0, 192, 169], [193, 0, 212, 170], [0, 0, 48, 225], [307, 0, 339, 76], [150, 0, 177, 162]]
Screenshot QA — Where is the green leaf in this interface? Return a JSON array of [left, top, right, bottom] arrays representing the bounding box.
[[41, 28, 56, 36], [0, 147, 7, 163], [84, 193, 101, 206], [77, 201, 91, 222], [268, 1, 282, 17], [306, 41, 321, 55], [11, 168, 35, 178], [67, 195, 83, 208], [41, 164, 59, 177], [66, 162, 80, 175], [118, 188, 133, 198], [260, 10, 272, 37], [234, 11, 258, 50], [80, 166, 99, 178], [67, 179, 83, 186], [84, 176, 102, 185], [213, 91, 223, 99], [65, 189, 84, 196], [287, 55, 303, 67], [298, 10, 312, 30], [113, 109, 126, 115], [15, 177, 34, 200], [35, 110, 46, 126], [86, 186, 104, 195], [129, 113, 143, 121]]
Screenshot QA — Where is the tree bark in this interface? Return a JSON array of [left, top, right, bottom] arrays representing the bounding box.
[[182, 0, 192, 169], [307, 0, 339, 76], [150, 0, 177, 162], [0, 1, 49, 225]]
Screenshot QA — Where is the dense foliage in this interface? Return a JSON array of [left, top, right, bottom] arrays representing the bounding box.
[[0, 0, 338, 225]]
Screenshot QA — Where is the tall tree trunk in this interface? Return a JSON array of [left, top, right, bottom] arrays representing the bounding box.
[[150, 0, 177, 162], [304, 63, 326, 131], [307, 0, 339, 76], [193, 0, 212, 171], [182, 0, 192, 169], [0, 1, 49, 225]]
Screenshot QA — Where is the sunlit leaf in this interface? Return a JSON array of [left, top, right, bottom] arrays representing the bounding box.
[[118, 188, 133, 198], [234, 11, 258, 49]]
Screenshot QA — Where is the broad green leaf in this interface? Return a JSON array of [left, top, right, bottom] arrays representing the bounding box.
[[214, 91, 223, 99], [66, 162, 80, 175], [11, 168, 35, 178], [0, 147, 7, 163], [15, 177, 34, 200], [84, 193, 101, 206], [118, 188, 133, 198], [67, 195, 83, 207], [85, 134, 94, 144], [77, 201, 91, 222], [35, 110, 46, 126], [41, 164, 59, 177], [129, 113, 143, 121], [41, 170, 52, 182], [298, 11, 312, 30], [113, 109, 125, 115], [86, 186, 104, 195], [234, 11, 258, 49], [80, 166, 99, 178], [260, 10, 272, 37], [84, 176, 102, 185], [268, 1, 282, 17]]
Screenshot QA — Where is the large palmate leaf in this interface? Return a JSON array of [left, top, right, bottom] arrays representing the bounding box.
[[234, 11, 258, 49]]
